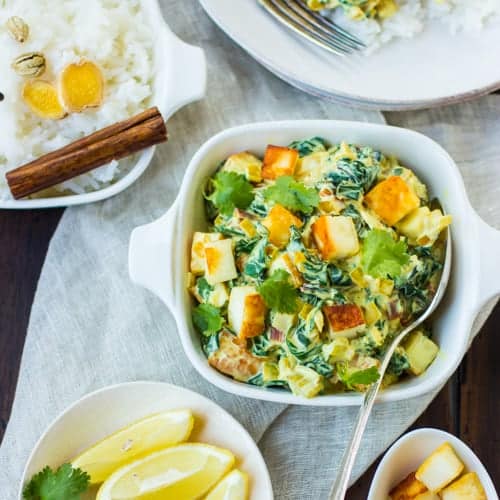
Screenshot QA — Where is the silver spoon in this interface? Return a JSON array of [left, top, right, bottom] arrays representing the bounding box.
[[329, 225, 452, 500]]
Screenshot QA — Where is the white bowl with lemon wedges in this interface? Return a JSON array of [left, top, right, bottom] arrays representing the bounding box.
[[19, 381, 273, 500]]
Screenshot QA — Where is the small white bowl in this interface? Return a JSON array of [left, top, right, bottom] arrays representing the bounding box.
[[1, 0, 206, 209], [19, 381, 273, 500], [368, 428, 498, 499]]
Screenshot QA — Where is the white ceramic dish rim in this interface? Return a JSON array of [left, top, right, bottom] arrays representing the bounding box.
[[256, 56, 500, 112], [1, 0, 207, 209], [198, 0, 500, 111], [18, 381, 274, 500], [129, 119, 500, 406], [368, 427, 499, 499]]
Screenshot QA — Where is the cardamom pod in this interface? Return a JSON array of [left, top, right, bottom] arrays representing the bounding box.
[[11, 52, 46, 77], [6, 16, 29, 43]]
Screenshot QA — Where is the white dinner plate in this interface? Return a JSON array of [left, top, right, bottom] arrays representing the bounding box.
[[199, 0, 500, 110], [20, 381, 273, 500]]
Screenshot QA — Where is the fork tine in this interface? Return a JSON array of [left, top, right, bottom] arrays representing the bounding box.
[[287, 0, 366, 49], [259, 0, 351, 55], [271, 0, 360, 53], [295, 0, 366, 47]]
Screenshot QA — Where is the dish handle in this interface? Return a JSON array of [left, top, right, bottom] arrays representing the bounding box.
[[159, 31, 207, 119], [128, 202, 178, 312], [476, 214, 500, 307]]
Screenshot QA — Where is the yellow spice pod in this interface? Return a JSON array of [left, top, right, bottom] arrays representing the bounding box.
[[59, 59, 104, 113], [22, 80, 67, 120]]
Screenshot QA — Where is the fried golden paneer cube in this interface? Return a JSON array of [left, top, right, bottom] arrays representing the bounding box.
[[204, 239, 238, 285], [440, 472, 487, 500], [311, 215, 359, 261], [416, 443, 464, 492], [208, 330, 264, 381], [364, 176, 420, 226], [414, 492, 439, 500], [222, 151, 262, 183], [389, 471, 428, 500], [190, 232, 223, 274], [228, 285, 267, 339], [263, 204, 303, 248], [323, 303, 365, 338], [262, 145, 298, 180]]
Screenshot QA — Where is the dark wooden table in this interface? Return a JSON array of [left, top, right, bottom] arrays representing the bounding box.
[[1, 208, 499, 498]]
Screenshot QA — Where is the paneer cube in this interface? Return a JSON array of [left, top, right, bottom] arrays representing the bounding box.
[[269, 253, 303, 287], [262, 204, 303, 248], [222, 151, 262, 183], [208, 330, 264, 382], [228, 286, 267, 339], [208, 283, 229, 308], [294, 151, 330, 185], [404, 330, 439, 376], [415, 492, 440, 500], [440, 472, 487, 500], [262, 145, 298, 180], [389, 471, 428, 500], [311, 215, 359, 261], [190, 232, 223, 274], [416, 442, 464, 492], [204, 239, 238, 285], [323, 304, 365, 338], [396, 206, 452, 246], [364, 176, 420, 226]]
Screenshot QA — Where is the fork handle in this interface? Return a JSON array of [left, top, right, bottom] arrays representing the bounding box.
[[328, 376, 383, 500]]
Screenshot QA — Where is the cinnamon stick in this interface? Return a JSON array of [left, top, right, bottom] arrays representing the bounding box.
[[6, 106, 167, 199]]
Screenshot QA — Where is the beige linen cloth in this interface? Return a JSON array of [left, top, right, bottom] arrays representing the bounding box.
[[1, 2, 499, 498]]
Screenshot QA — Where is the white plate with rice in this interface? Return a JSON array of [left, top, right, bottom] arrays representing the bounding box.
[[0, 0, 206, 208], [199, 0, 500, 110]]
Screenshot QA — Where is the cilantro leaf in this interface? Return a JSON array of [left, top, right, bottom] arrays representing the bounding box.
[[258, 270, 299, 314], [197, 277, 214, 302], [192, 304, 224, 336], [206, 171, 254, 216], [338, 366, 380, 390], [23, 464, 90, 500], [263, 176, 319, 215], [361, 229, 410, 278]]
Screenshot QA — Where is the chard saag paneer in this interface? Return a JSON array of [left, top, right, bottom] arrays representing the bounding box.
[[188, 138, 451, 398]]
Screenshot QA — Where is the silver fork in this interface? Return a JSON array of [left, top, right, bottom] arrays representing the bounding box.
[[258, 0, 365, 55], [329, 225, 452, 500]]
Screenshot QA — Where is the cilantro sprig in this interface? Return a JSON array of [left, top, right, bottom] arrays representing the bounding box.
[[23, 463, 90, 500], [206, 171, 254, 216], [192, 303, 224, 336], [361, 229, 410, 279], [258, 270, 300, 314], [263, 176, 319, 215]]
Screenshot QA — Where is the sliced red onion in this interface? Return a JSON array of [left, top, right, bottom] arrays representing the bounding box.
[[270, 327, 284, 343], [235, 208, 257, 220], [387, 299, 402, 320]]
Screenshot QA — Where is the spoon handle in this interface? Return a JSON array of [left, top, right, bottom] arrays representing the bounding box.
[[328, 372, 383, 500], [328, 319, 417, 500]]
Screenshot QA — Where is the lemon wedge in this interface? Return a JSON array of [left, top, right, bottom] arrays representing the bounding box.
[[96, 443, 235, 500], [71, 409, 194, 484], [206, 469, 249, 500]]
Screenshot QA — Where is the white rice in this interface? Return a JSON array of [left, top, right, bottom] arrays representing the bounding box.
[[0, 0, 154, 199], [329, 0, 500, 53]]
